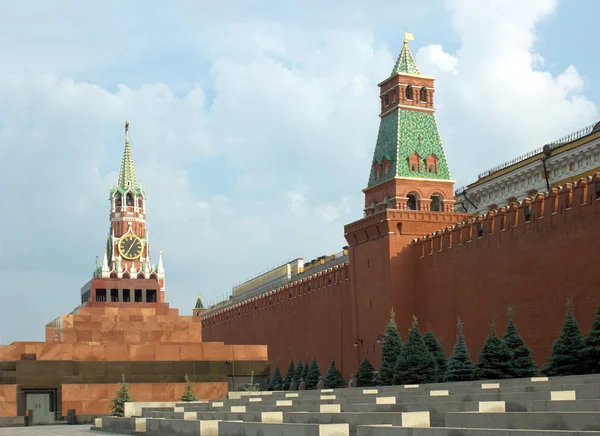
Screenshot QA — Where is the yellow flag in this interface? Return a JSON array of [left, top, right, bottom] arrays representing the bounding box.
[[404, 32, 415, 41]]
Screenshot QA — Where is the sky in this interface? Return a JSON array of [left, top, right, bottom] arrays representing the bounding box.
[[0, 0, 598, 343]]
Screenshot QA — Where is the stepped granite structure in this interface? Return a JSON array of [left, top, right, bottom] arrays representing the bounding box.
[[93, 373, 600, 436]]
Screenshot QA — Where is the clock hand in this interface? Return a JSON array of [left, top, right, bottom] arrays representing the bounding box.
[[125, 241, 135, 257]]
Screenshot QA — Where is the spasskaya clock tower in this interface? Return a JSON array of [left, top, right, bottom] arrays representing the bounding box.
[[82, 121, 166, 305]]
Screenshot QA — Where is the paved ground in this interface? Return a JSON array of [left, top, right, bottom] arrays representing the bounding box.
[[0, 426, 118, 435]]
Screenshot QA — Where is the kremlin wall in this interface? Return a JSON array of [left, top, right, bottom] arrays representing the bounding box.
[[201, 39, 600, 378]]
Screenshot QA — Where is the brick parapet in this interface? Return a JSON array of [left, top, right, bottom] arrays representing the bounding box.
[[201, 262, 350, 329], [413, 174, 600, 255]]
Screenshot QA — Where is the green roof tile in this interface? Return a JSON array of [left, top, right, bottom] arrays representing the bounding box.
[[368, 108, 451, 188], [391, 41, 420, 76]]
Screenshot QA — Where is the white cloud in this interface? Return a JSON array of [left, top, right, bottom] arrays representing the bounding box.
[[416, 0, 597, 187]]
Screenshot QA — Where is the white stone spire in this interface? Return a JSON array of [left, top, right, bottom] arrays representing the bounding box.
[[101, 249, 110, 278], [157, 249, 165, 276]]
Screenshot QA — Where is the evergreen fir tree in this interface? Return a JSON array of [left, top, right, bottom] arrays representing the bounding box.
[[423, 330, 447, 382], [293, 360, 304, 385], [269, 359, 283, 390], [394, 316, 437, 385], [244, 370, 261, 392], [503, 306, 538, 378], [302, 357, 310, 380], [282, 359, 295, 390], [475, 321, 514, 380], [180, 374, 198, 401], [444, 319, 475, 382], [110, 374, 132, 417], [305, 358, 321, 390], [356, 356, 376, 387], [378, 308, 403, 386], [581, 304, 600, 374], [542, 298, 585, 376], [324, 359, 346, 389]]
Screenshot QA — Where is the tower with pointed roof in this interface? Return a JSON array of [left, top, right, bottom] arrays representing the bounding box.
[[365, 35, 455, 214], [87, 121, 166, 305], [343, 35, 469, 359]]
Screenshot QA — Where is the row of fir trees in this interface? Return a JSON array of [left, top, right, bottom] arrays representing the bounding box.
[[269, 300, 600, 389]]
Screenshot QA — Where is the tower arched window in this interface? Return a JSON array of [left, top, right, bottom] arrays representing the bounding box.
[[406, 85, 413, 100], [429, 165, 435, 173], [407, 193, 419, 210], [430, 194, 442, 212], [384, 195, 391, 209], [115, 193, 122, 208], [126, 193, 134, 206], [138, 198, 144, 209], [420, 86, 427, 102], [411, 164, 417, 172], [371, 200, 377, 210]]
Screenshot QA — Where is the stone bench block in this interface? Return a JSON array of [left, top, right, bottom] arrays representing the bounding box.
[[321, 389, 334, 393], [404, 385, 419, 389], [231, 405, 246, 413], [376, 397, 396, 405], [363, 389, 379, 394], [94, 417, 102, 428], [211, 401, 224, 408], [528, 399, 600, 412], [321, 404, 341, 413], [356, 426, 600, 436], [219, 421, 349, 436], [249, 397, 262, 402], [145, 418, 219, 436], [445, 411, 600, 431], [532, 377, 549, 382], [100, 417, 147, 433], [262, 411, 283, 423], [429, 390, 449, 396], [479, 401, 506, 413], [482, 383, 500, 389], [321, 395, 337, 400], [276, 400, 293, 406], [286, 393, 299, 398], [551, 390, 576, 401]]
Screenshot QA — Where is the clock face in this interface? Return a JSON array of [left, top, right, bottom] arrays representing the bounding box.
[[118, 234, 144, 260]]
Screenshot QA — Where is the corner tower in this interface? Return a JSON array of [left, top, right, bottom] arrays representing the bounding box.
[[365, 36, 455, 214], [344, 35, 469, 371], [86, 121, 166, 305]]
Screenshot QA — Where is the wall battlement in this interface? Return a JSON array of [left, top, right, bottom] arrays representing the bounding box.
[[413, 174, 600, 257], [202, 262, 350, 329]]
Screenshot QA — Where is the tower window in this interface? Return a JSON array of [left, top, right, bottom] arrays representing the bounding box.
[[420, 86, 427, 102], [126, 193, 134, 206], [595, 182, 600, 200], [429, 165, 435, 173], [384, 195, 391, 209], [407, 194, 418, 210], [411, 164, 417, 172], [115, 194, 122, 207], [138, 198, 144, 209], [477, 222, 484, 237], [430, 195, 442, 212], [406, 85, 413, 100]]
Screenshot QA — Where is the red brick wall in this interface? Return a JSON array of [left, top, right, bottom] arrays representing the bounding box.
[[413, 181, 600, 366], [203, 178, 600, 378], [202, 264, 366, 377]]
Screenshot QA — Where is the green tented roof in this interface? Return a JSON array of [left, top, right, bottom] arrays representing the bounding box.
[[391, 41, 420, 75], [367, 108, 451, 188]]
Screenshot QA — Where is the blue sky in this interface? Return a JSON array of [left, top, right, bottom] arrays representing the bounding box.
[[0, 0, 598, 342]]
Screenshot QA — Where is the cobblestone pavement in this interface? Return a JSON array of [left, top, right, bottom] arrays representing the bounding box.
[[0, 425, 119, 435]]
